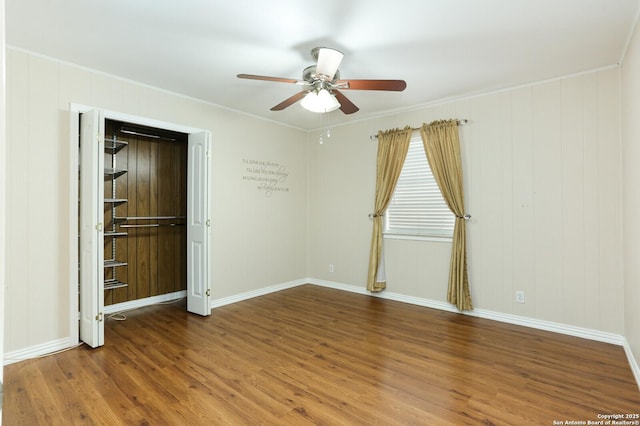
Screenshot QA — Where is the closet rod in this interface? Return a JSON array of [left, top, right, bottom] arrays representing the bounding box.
[[115, 215, 185, 220], [119, 223, 183, 228], [119, 128, 176, 141]]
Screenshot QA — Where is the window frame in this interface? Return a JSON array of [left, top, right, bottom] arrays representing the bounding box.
[[383, 134, 454, 242]]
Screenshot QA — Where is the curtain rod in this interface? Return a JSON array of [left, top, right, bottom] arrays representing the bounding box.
[[369, 119, 468, 140]]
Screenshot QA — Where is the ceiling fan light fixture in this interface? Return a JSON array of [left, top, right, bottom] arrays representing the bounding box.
[[300, 89, 340, 113]]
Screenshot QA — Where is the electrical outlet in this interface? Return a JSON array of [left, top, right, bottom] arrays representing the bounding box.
[[515, 290, 525, 304], [329, 264, 334, 273]]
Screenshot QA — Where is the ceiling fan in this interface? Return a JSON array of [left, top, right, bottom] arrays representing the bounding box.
[[237, 47, 407, 114]]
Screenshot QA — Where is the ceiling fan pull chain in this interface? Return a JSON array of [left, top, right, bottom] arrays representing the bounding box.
[[320, 111, 332, 144]]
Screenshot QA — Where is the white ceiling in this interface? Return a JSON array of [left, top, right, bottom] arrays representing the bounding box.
[[6, 0, 640, 130]]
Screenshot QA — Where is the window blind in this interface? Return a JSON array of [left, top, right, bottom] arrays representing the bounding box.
[[385, 136, 454, 237]]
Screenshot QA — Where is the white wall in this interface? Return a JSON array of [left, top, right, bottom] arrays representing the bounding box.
[[3, 46, 630, 360], [0, 0, 6, 384], [622, 18, 640, 375], [309, 67, 623, 334], [4, 49, 308, 354]]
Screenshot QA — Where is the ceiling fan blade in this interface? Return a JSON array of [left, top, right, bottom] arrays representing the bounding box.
[[237, 74, 298, 84], [332, 90, 359, 114], [337, 79, 407, 91], [315, 48, 344, 80], [270, 91, 308, 111]]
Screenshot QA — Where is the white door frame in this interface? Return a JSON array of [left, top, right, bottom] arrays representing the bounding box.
[[69, 104, 212, 344]]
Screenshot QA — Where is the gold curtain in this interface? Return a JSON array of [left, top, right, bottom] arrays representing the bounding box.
[[420, 120, 473, 311], [366, 127, 413, 292]]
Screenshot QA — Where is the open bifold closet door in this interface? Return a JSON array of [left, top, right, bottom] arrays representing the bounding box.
[[79, 110, 211, 348], [79, 109, 105, 348], [187, 131, 210, 316]]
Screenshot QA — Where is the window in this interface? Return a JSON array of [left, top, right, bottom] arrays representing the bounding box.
[[385, 135, 454, 239]]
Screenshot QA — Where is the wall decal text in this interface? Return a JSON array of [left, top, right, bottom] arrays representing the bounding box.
[[242, 158, 290, 197]]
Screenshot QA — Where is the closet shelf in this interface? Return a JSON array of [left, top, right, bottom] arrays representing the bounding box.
[[104, 168, 127, 180], [104, 198, 128, 206], [104, 131, 129, 295], [104, 279, 128, 290], [104, 138, 128, 154], [104, 260, 128, 268]]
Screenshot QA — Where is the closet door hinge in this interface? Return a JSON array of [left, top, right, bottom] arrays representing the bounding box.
[[96, 222, 103, 231], [206, 219, 211, 227], [95, 312, 103, 322], [206, 289, 210, 297]]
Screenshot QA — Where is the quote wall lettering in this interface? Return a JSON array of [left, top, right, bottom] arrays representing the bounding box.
[[242, 158, 290, 197]]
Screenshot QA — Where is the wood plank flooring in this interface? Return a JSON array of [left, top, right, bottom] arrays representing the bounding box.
[[4, 285, 640, 425]]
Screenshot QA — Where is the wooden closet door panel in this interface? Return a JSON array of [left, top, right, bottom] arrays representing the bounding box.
[[157, 141, 177, 295], [157, 227, 175, 295], [125, 138, 139, 302], [149, 140, 159, 297], [135, 138, 151, 300], [177, 142, 187, 292]]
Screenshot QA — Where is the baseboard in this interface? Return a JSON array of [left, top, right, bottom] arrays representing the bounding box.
[[308, 278, 625, 345], [6, 278, 638, 392], [207, 277, 623, 347], [3, 291, 189, 366], [209, 279, 307, 309], [103, 290, 187, 315], [468, 307, 624, 345], [623, 338, 640, 389], [4, 337, 76, 365], [309, 278, 638, 389], [308, 278, 371, 296]]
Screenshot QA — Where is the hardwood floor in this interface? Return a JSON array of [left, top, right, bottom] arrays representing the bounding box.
[[4, 285, 640, 425]]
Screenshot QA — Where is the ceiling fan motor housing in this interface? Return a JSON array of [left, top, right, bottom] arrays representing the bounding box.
[[303, 66, 340, 85]]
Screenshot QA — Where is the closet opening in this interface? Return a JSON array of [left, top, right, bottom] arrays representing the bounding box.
[[77, 109, 211, 348], [102, 119, 188, 306]]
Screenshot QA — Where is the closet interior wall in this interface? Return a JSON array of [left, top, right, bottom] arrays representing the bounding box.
[[104, 120, 188, 306]]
